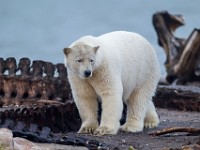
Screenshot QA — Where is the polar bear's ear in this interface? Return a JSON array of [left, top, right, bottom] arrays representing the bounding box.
[[63, 48, 71, 55], [93, 46, 100, 54]]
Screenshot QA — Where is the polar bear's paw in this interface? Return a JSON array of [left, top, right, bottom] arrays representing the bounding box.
[[144, 115, 159, 129], [94, 126, 118, 135], [78, 124, 98, 134], [120, 122, 143, 133]]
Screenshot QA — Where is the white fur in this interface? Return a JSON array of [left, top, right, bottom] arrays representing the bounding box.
[[64, 31, 160, 135]]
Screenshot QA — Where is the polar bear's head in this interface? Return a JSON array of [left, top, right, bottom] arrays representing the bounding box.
[[63, 43, 99, 79]]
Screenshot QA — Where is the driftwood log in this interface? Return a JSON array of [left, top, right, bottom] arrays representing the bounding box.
[[149, 127, 200, 136], [153, 85, 200, 111], [153, 11, 200, 83]]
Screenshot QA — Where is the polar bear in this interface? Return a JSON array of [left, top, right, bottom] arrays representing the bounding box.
[[63, 31, 160, 135]]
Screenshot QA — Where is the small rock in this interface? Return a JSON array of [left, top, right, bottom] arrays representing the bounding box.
[[0, 128, 89, 150], [0, 128, 14, 150], [14, 137, 41, 150], [122, 139, 126, 144]]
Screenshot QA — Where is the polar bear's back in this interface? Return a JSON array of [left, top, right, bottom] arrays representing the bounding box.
[[97, 31, 156, 59], [97, 31, 160, 99], [97, 31, 160, 74]]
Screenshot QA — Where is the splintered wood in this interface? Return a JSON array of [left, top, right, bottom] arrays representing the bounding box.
[[153, 11, 200, 84]]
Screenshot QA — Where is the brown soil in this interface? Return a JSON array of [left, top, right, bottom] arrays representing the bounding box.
[[73, 108, 200, 150]]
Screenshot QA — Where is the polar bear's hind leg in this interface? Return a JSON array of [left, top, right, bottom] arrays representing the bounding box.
[[144, 100, 159, 128], [120, 81, 158, 132]]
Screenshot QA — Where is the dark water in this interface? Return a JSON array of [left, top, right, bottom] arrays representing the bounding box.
[[1, 0, 200, 75]]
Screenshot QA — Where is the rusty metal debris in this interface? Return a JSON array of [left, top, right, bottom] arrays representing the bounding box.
[[0, 102, 80, 132], [0, 57, 80, 132], [0, 57, 71, 105]]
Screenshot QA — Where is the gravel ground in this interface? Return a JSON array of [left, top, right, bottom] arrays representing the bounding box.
[[66, 108, 200, 150]]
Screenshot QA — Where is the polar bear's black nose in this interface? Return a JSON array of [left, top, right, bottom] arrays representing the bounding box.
[[84, 70, 91, 77]]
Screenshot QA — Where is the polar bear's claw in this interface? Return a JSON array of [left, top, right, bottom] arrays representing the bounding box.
[[94, 126, 118, 135], [144, 117, 159, 129], [78, 126, 97, 134]]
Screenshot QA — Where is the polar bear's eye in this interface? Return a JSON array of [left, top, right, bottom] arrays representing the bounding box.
[[76, 59, 83, 63], [90, 59, 94, 62]]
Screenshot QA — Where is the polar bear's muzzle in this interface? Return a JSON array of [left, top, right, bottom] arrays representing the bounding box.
[[84, 70, 92, 77], [78, 62, 93, 79]]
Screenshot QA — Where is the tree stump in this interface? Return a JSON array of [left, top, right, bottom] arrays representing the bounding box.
[[152, 11, 200, 84]]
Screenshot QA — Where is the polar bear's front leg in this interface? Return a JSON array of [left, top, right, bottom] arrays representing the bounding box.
[[94, 93, 123, 135], [76, 94, 99, 134], [91, 71, 124, 135], [70, 78, 99, 134]]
